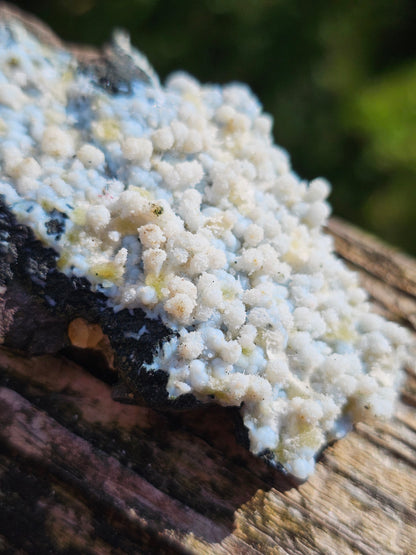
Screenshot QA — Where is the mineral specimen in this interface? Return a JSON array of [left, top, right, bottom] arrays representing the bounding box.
[[0, 17, 412, 479]]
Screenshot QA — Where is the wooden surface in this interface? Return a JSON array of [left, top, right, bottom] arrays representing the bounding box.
[[0, 5, 415, 553], [1, 232, 415, 555]]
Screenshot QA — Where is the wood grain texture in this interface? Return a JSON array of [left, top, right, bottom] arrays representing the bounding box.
[[0, 5, 415, 552], [1, 335, 414, 555], [1, 223, 415, 553], [1, 316, 415, 554]]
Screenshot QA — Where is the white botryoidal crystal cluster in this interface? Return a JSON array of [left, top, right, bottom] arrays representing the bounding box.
[[0, 21, 412, 479]]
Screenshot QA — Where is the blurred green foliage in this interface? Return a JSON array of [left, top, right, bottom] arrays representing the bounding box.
[[10, 0, 416, 254]]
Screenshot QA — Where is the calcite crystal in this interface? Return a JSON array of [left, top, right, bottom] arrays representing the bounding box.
[[0, 18, 412, 479]]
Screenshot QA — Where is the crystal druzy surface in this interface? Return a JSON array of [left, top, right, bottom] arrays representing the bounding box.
[[0, 20, 411, 479]]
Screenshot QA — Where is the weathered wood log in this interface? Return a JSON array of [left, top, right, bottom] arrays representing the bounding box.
[[0, 4, 415, 553]]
